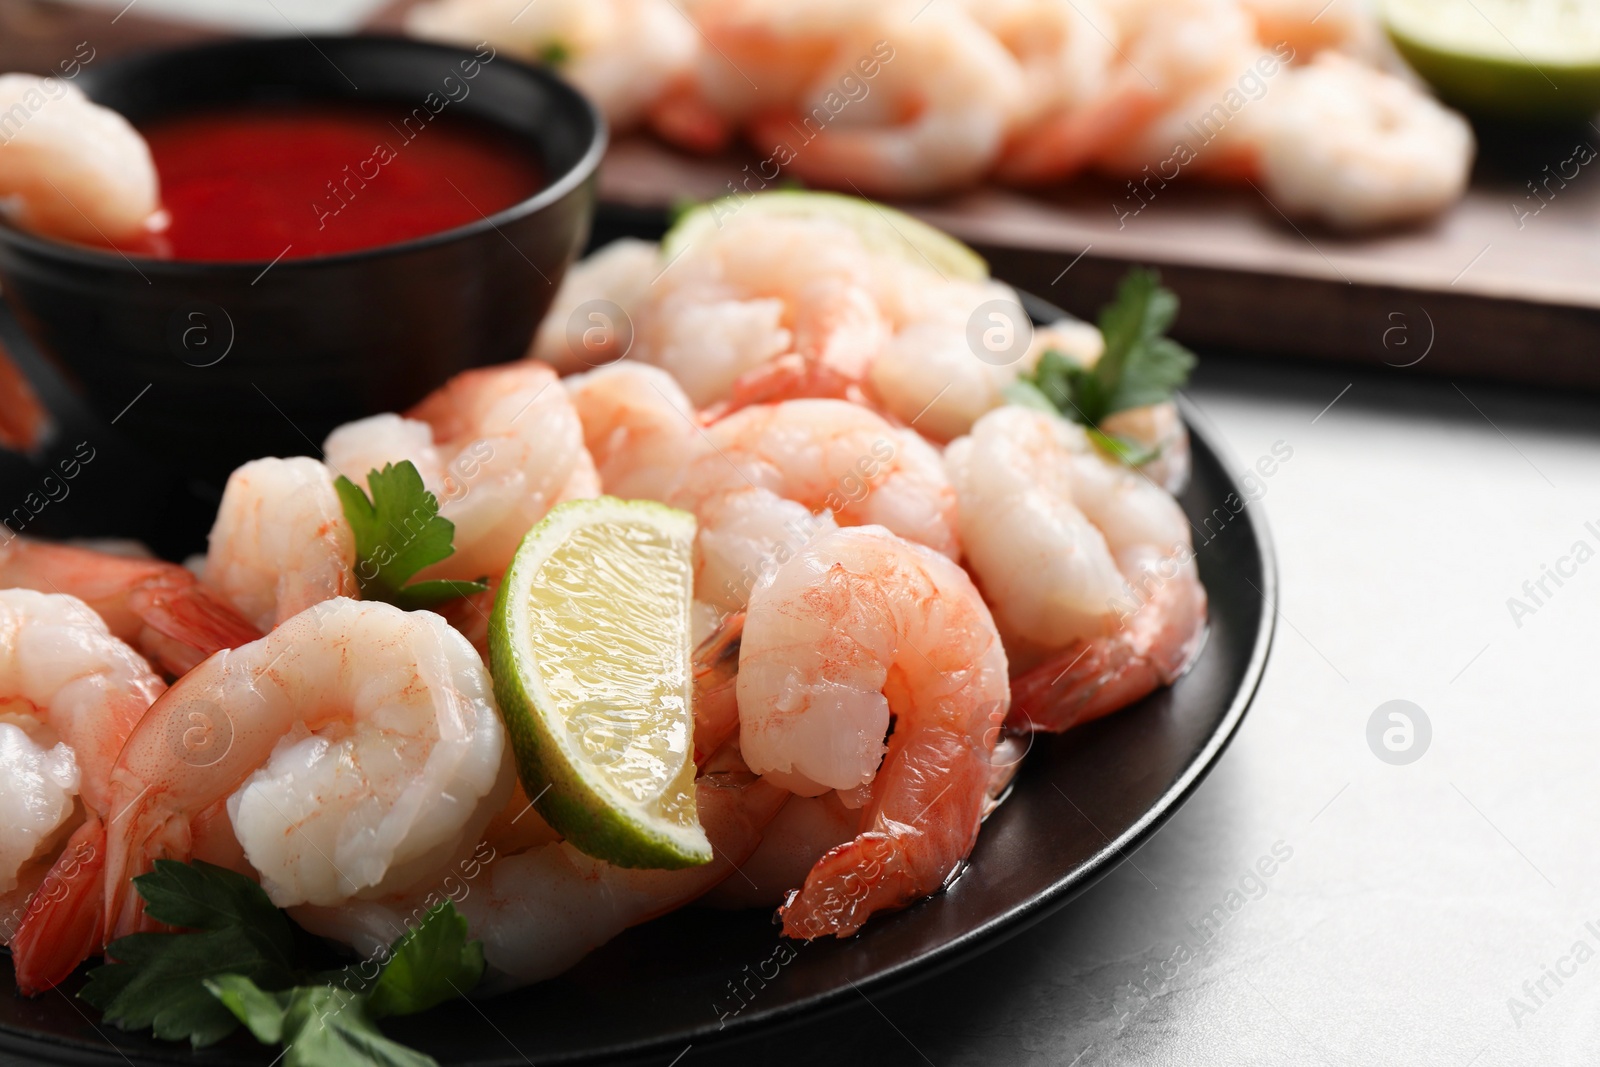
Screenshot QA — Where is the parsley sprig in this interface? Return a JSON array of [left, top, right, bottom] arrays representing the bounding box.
[[82, 860, 483, 1067], [1004, 268, 1196, 463], [334, 461, 488, 611]]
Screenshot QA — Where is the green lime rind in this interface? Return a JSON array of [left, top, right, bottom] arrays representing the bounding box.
[[662, 189, 989, 282], [488, 497, 710, 870], [1384, 0, 1600, 121]]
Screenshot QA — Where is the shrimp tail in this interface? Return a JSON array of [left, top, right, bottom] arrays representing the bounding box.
[[0, 339, 52, 454], [1008, 576, 1208, 732], [10, 818, 107, 995], [692, 611, 743, 767], [779, 721, 989, 939], [101, 787, 187, 942], [127, 575, 263, 676]]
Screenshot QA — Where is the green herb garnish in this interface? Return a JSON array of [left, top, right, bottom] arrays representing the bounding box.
[[82, 859, 485, 1067], [537, 39, 571, 66], [1004, 268, 1196, 463], [334, 461, 488, 611], [81, 860, 295, 1047]]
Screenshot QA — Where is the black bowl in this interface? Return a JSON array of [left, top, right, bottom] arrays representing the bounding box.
[[0, 35, 604, 554]]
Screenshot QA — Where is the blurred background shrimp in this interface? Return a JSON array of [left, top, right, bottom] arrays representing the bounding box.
[[0, 74, 163, 244], [738, 526, 1009, 938], [100, 598, 511, 945], [945, 406, 1206, 731], [0, 590, 165, 993], [405, 0, 698, 132], [1242, 51, 1474, 229], [745, 3, 1027, 197]]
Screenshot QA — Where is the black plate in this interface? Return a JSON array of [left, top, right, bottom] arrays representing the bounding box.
[[0, 296, 1275, 1066]]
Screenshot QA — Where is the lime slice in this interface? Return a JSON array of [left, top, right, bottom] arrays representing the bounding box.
[[1384, 0, 1600, 120], [663, 189, 988, 282], [488, 497, 709, 869]]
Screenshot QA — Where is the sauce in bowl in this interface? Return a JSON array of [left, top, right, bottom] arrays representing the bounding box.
[[116, 101, 545, 261]]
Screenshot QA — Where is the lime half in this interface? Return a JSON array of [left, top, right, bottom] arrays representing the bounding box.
[[663, 189, 989, 282], [1384, 0, 1600, 120], [489, 497, 709, 869]]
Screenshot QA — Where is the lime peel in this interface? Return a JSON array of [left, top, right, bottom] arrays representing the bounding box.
[[489, 497, 710, 870], [662, 189, 989, 283]]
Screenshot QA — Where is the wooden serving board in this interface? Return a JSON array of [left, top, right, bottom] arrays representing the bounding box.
[[12, 0, 1600, 390], [599, 131, 1600, 390]]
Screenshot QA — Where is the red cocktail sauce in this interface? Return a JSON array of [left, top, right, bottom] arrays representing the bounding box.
[[112, 101, 544, 261]]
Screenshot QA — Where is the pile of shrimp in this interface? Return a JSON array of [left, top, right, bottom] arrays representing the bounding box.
[[0, 205, 1205, 997], [404, 0, 1474, 228]]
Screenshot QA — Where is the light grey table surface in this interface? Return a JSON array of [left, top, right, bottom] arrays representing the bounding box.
[[678, 352, 1600, 1067]]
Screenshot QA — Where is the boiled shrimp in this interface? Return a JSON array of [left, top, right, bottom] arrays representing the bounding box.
[[99, 598, 511, 941], [0, 537, 260, 676], [1245, 52, 1474, 229], [0, 590, 166, 993], [630, 211, 890, 409], [945, 406, 1205, 730], [324, 361, 599, 582], [685, 399, 960, 561], [204, 456, 357, 633], [745, 4, 1027, 197], [294, 759, 788, 991], [405, 0, 698, 131], [738, 526, 1009, 937], [528, 238, 661, 373], [0, 75, 162, 244]]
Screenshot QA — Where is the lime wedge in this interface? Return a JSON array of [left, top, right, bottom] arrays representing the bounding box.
[[488, 497, 709, 869], [663, 189, 988, 282], [1384, 0, 1600, 120]]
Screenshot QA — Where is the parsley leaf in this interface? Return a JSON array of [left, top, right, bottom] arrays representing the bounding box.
[[83, 858, 485, 1067], [333, 461, 488, 611], [536, 39, 572, 66], [208, 981, 436, 1067], [1011, 268, 1196, 428], [80, 861, 296, 1048], [208, 902, 483, 1067], [366, 901, 484, 1018]]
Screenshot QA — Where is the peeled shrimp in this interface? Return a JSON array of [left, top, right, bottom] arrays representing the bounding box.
[[204, 456, 357, 633], [745, 4, 1026, 197], [564, 361, 699, 502], [100, 598, 510, 941], [405, 0, 698, 131], [0, 75, 162, 243], [529, 238, 661, 373], [866, 280, 1046, 443], [563, 363, 843, 615], [0, 537, 260, 676], [1246, 52, 1474, 229], [738, 526, 1009, 937], [324, 362, 599, 582], [685, 399, 960, 560], [630, 212, 890, 409], [945, 406, 1205, 730], [294, 764, 787, 991], [0, 590, 165, 993]]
